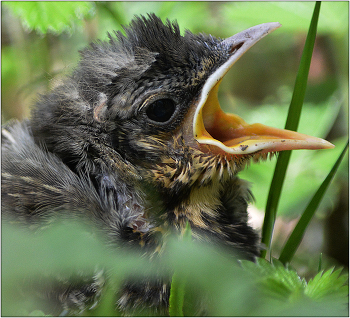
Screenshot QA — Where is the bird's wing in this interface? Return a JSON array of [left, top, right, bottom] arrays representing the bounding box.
[[2, 121, 101, 218], [1, 121, 147, 244]]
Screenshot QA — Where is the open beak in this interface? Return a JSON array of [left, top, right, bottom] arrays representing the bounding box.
[[193, 23, 334, 156]]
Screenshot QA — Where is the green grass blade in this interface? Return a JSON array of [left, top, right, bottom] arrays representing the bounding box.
[[285, 1, 321, 131], [169, 271, 186, 317], [279, 141, 349, 265], [318, 253, 323, 273], [260, 151, 292, 259], [260, 1, 321, 259], [169, 222, 192, 316]]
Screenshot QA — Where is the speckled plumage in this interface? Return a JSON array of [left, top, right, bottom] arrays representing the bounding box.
[[2, 14, 268, 315]]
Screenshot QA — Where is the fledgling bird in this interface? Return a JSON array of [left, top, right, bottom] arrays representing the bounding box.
[[2, 14, 333, 315]]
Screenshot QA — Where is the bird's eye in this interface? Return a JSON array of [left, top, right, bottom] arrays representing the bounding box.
[[145, 99, 176, 123]]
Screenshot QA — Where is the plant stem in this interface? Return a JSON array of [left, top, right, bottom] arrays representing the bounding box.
[[260, 1, 321, 259]]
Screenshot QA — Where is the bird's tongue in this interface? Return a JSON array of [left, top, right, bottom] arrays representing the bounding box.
[[191, 22, 334, 156], [194, 81, 333, 155]]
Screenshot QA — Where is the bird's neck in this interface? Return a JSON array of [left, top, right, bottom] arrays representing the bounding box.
[[142, 173, 251, 235], [140, 174, 259, 258]]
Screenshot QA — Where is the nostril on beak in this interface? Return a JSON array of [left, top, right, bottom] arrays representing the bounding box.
[[228, 42, 244, 55]]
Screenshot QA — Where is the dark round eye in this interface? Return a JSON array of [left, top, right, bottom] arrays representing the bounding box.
[[145, 99, 176, 123]]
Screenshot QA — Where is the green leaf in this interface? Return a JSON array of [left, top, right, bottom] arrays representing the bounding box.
[[243, 259, 306, 301], [169, 222, 192, 316], [242, 258, 348, 314], [261, 2, 321, 259], [3, 2, 95, 34], [3, 220, 348, 316], [169, 271, 186, 316], [279, 140, 349, 264], [305, 267, 349, 302]]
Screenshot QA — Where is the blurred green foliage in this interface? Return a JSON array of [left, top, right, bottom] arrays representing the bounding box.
[[2, 222, 349, 316], [4, 2, 95, 34], [1, 1, 349, 316]]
